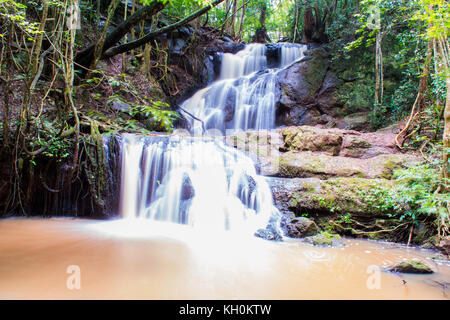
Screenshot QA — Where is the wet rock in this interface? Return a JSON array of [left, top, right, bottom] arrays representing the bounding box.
[[303, 232, 343, 247], [387, 259, 434, 274], [111, 101, 132, 112], [284, 216, 320, 238], [218, 42, 246, 54], [255, 224, 283, 242], [180, 175, 195, 201]]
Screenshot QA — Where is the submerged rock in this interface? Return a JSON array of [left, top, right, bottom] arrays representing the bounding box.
[[255, 217, 283, 242], [303, 232, 343, 247], [387, 260, 434, 274]]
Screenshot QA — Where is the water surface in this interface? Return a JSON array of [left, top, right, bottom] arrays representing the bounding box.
[[0, 218, 448, 299]]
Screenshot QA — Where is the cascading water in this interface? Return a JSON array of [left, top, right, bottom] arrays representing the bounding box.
[[119, 134, 279, 235], [180, 43, 307, 134], [117, 43, 307, 237]]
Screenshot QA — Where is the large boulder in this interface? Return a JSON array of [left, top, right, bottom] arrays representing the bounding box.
[[267, 176, 395, 215], [275, 47, 342, 127]]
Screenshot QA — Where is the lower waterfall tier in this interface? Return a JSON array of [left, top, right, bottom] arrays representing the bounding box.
[[117, 134, 280, 235]]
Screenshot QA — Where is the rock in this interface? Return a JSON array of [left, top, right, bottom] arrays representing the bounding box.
[[337, 112, 371, 131], [275, 47, 342, 127], [278, 152, 418, 180], [226, 126, 416, 178], [283, 216, 320, 238], [437, 236, 450, 257], [387, 259, 434, 274], [303, 232, 343, 247], [267, 176, 393, 215], [255, 214, 283, 241], [168, 38, 187, 55], [111, 101, 132, 112], [180, 175, 195, 201], [281, 126, 343, 155], [255, 225, 283, 242], [430, 253, 450, 262], [266, 177, 321, 213]]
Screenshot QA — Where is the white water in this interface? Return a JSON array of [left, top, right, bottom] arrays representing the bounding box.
[[118, 43, 307, 236], [219, 44, 267, 80], [119, 134, 279, 235], [180, 43, 307, 134]]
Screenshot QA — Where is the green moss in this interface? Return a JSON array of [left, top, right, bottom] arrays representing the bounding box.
[[389, 260, 433, 274], [304, 231, 342, 246]]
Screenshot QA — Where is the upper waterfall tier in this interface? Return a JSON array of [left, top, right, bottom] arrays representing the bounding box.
[[180, 43, 307, 134], [219, 44, 267, 80]]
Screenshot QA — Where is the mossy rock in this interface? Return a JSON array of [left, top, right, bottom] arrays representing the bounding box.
[[303, 231, 343, 247], [281, 126, 343, 156], [285, 217, 320, 238], [289, 177, 395, 215], [387, 259, 433, 274]]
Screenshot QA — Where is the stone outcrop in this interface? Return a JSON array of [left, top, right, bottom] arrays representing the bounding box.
[[275, 47, 342, 127], [226, 126, 419, 179], [225, 125, 428, 243]]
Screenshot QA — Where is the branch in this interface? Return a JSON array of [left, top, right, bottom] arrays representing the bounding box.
[[103, 0, 225, 58], [75, 0, 167, 68]]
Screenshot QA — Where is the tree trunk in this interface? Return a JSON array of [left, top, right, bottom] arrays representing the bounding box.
[[293, 0, 299, 43], [230, 0, 238, 37], [237, 0, 245, 41], [89, 0, 121, 72], [302, 5, 328, 43], [75, 0, 167, 71], [374, 32, 383, 112], [103, 0, 225, 58], [437, 37, 450, 184]]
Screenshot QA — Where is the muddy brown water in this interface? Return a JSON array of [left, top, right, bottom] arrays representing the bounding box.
[[0, 218, 448, 299]]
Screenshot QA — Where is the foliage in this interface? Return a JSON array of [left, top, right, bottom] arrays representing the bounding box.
[[359, 156, 449, 234], [0, 0, 40, 37]]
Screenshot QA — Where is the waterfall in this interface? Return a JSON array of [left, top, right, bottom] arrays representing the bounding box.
[[219, 44, 267, 80], [116, 43, 307, 237], [180, 43, 307, 134], [119, 134, 279, 235]]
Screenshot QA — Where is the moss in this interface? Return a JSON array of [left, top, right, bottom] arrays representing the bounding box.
[[289, 177, 396, 215], [347, 137, 372, 149], [388, 259, 433, 274], [304, 52, 329, 95], [304, 231, 342, 246]]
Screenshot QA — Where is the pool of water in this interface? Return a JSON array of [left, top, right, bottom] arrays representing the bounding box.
[[0, 218, 448, 299]]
